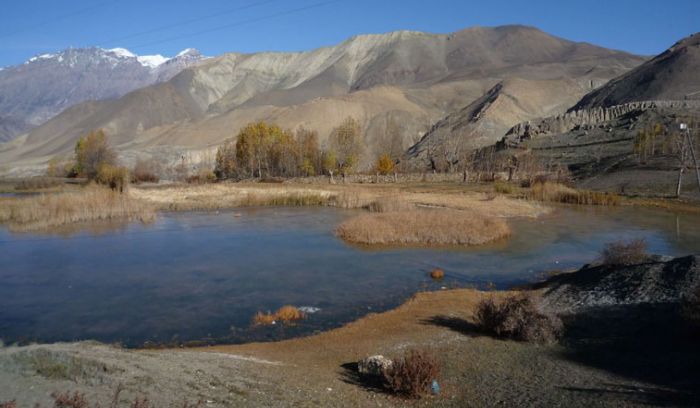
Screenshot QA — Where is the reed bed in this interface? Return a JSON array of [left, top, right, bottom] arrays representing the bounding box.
[[252, 305, 305, 326], [336, 209, 511, 247], [526, 182, 620, 206], [0, 186, 155, 231]]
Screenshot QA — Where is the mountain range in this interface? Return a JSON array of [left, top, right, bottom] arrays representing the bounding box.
[[0, 47, 205, 142], [0, 25, 649, 175]]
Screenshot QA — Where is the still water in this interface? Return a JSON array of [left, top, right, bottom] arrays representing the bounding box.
[[1, 206, 699, 346]]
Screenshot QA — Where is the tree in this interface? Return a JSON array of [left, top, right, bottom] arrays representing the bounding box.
[[380, 117, 405, 161], [329, 117, 364, 174], [74, 129, 116, 179], [214, 139, 237, 179], [376, 153, 395, 175], [297, 127, 321, 176]]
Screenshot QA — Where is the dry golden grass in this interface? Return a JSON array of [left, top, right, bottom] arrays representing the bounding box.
[[0, 186, 155, 231], [527, 182, 620, 206], [336, 209, 511, 247], [131, 183, 548, 219], [130, 184, 338, 211], [252, 306, 306, 326]]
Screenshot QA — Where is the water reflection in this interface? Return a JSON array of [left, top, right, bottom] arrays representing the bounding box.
[[1, 205, 699, 347]]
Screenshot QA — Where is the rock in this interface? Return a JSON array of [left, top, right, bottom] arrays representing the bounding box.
[[358, 355, 393, 376]]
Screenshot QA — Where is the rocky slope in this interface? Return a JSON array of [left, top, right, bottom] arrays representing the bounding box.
[[0, 47, 205, 142], [0, 25, 644, 175], [486, 33, 700, 196], [572, 32, 700, 110]]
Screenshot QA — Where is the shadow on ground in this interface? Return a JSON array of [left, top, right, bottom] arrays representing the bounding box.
[[420, 315, 482, 337], [558, 303, 700, 406], [338, 362, 388, 394]]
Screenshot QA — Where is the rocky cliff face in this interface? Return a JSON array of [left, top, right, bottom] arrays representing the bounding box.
[[503, 100, 700, 145], [571, 32, 700, 110], [0, 47, 205, 142]]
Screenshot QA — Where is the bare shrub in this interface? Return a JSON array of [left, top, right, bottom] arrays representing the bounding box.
[[131, 160, 161, 184], [336, 209, 510, 247], [185, 169, 216, 184], [0, 401, 17, 408], [601, 239, 648, 266], [382, 349, 440, 398], [474, 294, 562, 344], [51, 391, 89, 408]]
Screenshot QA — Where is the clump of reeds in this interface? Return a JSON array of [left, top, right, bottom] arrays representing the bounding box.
[[14, 177, 65, 191], [336, 209, 510, 247], [0, 185, 155, 231], [365, 197, 415, 213], [527, 181, 620, 206], [252, 305, 305, 326], [241, 192, 331, 207]]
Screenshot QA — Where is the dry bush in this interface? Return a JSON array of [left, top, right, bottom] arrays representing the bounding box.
[[51, 391, 89, 408], [96, 164, 129, 192], [15, 177, 64, 191], [0, 186, 155, 231], [365, 196, 415, 213], [185, 169, 216, 184], [131, 160, 161, 184], [0, 401, 17, 408], [336, 209, 510, 247], [527, 181, 620, 206], [252, 305, 305, 326], [474, 294, 562, 344], [493, 181, 515, 194], [382, 349, 440, 398], [601, 239, 648, 266], [430, 268, 445, 280]]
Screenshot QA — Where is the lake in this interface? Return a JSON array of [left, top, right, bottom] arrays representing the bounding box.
[[1, 205, 699, 346]]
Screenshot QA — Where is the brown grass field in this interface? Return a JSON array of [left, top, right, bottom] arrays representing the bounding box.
[[335, 209, 511, 246], [0, 186, 155, 231]]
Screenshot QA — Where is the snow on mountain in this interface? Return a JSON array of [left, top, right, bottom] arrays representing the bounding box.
[[20, 47, 204, 70], [0, 47, 205, 141]]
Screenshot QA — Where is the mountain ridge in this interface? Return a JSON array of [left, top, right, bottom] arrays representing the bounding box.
[[0, 25, 646, 175]]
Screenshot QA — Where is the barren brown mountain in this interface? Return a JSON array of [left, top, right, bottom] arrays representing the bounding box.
[[0, 25, 645, 175]]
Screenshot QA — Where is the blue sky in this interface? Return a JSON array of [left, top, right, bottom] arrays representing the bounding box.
[[0, 0, 698, 67]]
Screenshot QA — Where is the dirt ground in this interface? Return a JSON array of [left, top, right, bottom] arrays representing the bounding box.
[[2, 287, 693, 407]]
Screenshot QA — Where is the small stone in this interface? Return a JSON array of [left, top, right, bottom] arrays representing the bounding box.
[[358, 355, 393, 376]]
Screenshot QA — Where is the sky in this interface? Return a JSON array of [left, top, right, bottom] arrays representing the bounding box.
[[0, 0, 698, 67]]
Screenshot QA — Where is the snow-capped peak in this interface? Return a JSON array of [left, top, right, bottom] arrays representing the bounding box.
[[20, 47, 204, 70], [107, 47, 136, 58], [176, 48, 197, 57], [137, 54, 169, 68]]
